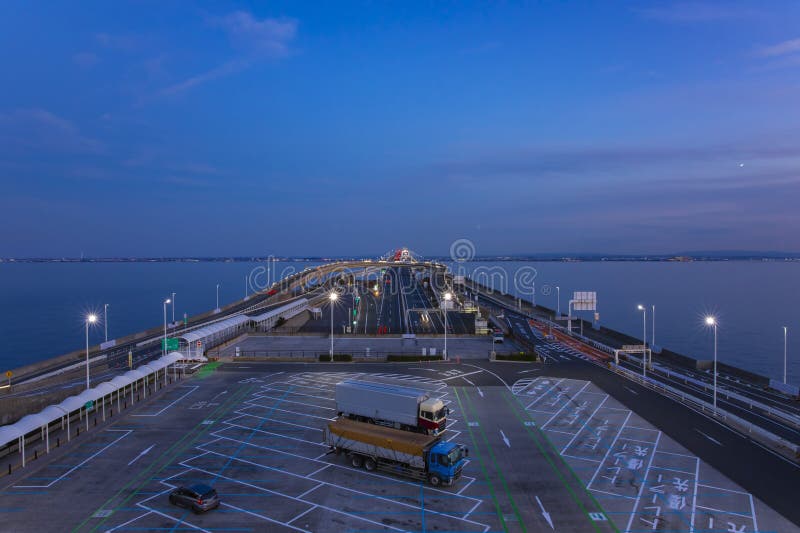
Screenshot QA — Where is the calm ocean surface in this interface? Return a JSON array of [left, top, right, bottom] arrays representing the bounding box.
[[0, 261, 797, 384]]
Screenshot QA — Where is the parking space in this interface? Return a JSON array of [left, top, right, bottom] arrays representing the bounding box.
[[511, 375, 781, 532]]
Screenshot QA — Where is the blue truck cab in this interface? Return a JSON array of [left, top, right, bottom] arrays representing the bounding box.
[[426, 441, 469, 486]]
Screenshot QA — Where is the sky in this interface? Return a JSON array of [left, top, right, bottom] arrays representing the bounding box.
[[1, 1, 799, 257]]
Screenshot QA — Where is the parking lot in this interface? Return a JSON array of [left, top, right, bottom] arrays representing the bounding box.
[[510, 376, 794, 533], [1, 362, 794, 532]]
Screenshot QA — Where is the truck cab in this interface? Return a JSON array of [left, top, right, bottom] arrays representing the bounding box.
[[426, 441, 469, 486], [418, 398, 448, 434]]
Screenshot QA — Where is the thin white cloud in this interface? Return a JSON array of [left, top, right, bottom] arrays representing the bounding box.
[[0, 108, 102, 154], [213, 11, 297, 57], [160, 11, 297, 96], [755, 37, 800, 57], [160, 58, 250, 95]]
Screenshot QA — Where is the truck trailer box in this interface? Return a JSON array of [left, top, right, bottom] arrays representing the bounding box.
[[325, 418, 435, 469], [335, 380, 428, 428]]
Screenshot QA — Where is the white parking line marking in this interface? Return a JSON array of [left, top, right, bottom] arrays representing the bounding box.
[[14, 429, 132, 488], [132, 386, 199, 417]]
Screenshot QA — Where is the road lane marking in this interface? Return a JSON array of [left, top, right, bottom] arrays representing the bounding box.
[[694, 428, 723, 446], [127, 444, 155, 466], [623, 386, 639, 395], [499, 429, 510, 448], [535, 495, 555, 530]]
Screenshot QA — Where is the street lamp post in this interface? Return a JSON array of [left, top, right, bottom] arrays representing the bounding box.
[[705, 316, 718, 414], [443, 292, 453, 360], [171, 293, 176, 323], [652, 304, 656, 347], [637, 305, 647, 376], [784, 326, 789, 384], [329, 292, 338, 361], [556, 286, 560, 317], [216, 284, 220, 311], [103, 304, 109, 343], [85, 314, 97, 390], [163, 298, 171, 355]]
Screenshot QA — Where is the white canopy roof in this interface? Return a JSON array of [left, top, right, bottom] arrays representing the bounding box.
[[180, 315, 249, 345], [0, 426, 23, 445], [0, 352, 188, 448], [13, 413, 52, 435], [57, 395, 87, 414]]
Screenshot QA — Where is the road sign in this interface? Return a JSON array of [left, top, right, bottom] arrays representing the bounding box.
[[572, 291, 597, 311], [84, 400, 94, 411], [5, 370, 11, 378], [622, 344, 646, 352], [196, 341, 202, 348], [161, 337, 180, 351]]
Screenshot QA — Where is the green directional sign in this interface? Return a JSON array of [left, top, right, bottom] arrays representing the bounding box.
[[161, 337, 180, 351], [85, 400, 94, 411]]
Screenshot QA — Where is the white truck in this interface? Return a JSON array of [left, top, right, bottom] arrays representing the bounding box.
[[335, 379, 448, 435]]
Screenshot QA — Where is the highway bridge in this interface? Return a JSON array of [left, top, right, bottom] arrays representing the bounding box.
[[1, 251, 799, 532]]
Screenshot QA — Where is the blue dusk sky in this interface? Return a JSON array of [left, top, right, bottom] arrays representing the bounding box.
[[1, 1, 799, 257]]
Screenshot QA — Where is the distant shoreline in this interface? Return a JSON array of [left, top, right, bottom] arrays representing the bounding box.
[[2, 256, 799, 263]]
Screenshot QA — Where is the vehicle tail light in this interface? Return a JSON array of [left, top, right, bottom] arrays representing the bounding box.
[[197, 499, 203, 505]]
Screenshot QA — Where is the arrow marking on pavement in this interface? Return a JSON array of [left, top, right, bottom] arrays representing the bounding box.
[[476, 387, 484, 398], [210, 390, 228, 401], [499, 429, 510, 448], [127, 444, 155, 466], [535, 495, 554, 529]]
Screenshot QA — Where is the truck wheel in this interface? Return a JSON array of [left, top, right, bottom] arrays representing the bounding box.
[[351, 455, 364, 468], [364, 458, 376, 471], [428, 474, 442, 487]]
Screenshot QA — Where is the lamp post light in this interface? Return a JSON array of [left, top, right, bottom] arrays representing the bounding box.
[[652, 304, 656, 347], [85, 314, 97, 389], [329, 292, 338, 361], [103, 304, 109, 343], [556, 286, 560, 317], [784, 326, 789, 385], [637, 305, 647, 376], [163, 298, 171, 355], [443, 292, 453, 360], [705, 316, 718, 415]]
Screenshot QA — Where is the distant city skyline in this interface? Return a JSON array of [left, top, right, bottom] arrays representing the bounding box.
[[2, 1, 799, 256]]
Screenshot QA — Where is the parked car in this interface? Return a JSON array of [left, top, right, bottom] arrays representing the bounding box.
[[168, 484, 220, 513]]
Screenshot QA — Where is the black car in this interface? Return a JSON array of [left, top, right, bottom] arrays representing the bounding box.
[[168, 484, 220, 513]]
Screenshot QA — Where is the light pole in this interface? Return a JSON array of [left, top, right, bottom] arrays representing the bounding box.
[[556, 286, 560, 317], [443, 292, 453, 359], [637, 305, 647, 376], [784, 326, 789, 384], [329, 292, 338, 361], [163, 298, 171, 355], [705, 316, 718, 414], [103, 304, 109, 342], [171, 292, 176, 323], [651, 304, 656, 347], [85, 314, 97, 390], [216, 284, 220, 311]]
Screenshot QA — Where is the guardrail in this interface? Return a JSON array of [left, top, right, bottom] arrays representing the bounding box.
[[650, 363, 800, 430], [610, 363, 799, 459]]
